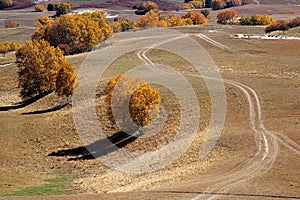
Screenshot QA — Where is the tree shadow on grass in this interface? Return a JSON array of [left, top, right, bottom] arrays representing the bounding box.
[[0, 90, 52, 111], [48, 131, 138, 161], [21, 103, 69, 115]]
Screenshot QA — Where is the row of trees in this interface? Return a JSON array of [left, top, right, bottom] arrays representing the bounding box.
[[47, 2, 72, 16], [265, 17, 300, 33], [134, 1, 158, 15], [32, 11, 113, 55], [0, 41, 21, 57], [240, 14, 276, 25], [182, 0, 251, 10], [136, 10, 208, 28]]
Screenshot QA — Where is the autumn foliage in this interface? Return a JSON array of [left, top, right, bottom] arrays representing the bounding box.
[[47, 2, 72, 16], [265, 17, 300, 33], [136, 10, 207, 28], [32, 11, 113, 54], [4, 19, 19, 28], [16, 40, 76, 99], [0, 0, 13, 9], [182, 0, 203, 9], [0, 41, 21, 57], [111, 17, 135, 33], [217, 10, 238, 24], [239, 14, 276, 25], [134, 1, 158, 15], [211, 0, 243, 10], [34, 4, 46, 12], [104, 75, 161, 133]]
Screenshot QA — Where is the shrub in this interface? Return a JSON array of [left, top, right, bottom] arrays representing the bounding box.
[[4, 19, 19, 28], [0, 0, 13, 9], [35, 4, 45, 12]]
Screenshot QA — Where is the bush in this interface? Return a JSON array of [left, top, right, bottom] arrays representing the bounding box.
[[0, 0, 13, 9], [4, 19, 19, 28], [35, 4, 45, 12]]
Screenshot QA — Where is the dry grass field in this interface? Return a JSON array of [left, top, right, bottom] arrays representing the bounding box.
[[0, 1, 299, 199]]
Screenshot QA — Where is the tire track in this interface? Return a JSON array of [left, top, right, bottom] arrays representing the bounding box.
[[135, 34, 298, 199]]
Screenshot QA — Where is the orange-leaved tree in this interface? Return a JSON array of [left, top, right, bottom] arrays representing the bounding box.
[[32, 11, 113, 54], [104, 75, 161, 134], [16, 40, 76, 99], [217, 9, 237, 24], [182, 11, 208, 25], [55, 63, 77, 100]]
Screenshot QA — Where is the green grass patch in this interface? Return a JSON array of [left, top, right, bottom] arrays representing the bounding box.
[[1, 176, 74, 196]]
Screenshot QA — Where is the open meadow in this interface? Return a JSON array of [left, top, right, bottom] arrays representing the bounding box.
[[0, 0, 299, 199]]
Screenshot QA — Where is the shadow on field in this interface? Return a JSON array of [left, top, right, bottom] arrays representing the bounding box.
[[21, 103, 69, 115], [0, 90, 52, 111], [48, 131, 138, 160]]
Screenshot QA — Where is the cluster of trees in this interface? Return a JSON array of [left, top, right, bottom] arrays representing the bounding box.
[[182, 0, 251, 10], [34, 4, 46, 12], [16, 40, 76, 99], [133, 1, 158, 15], [136, 10, 208, 28], [104, 75, 161, 134], [47, 1, 72, 16], [211, 0, 251, 10], [265, 17, 300, 33], [217, 10, 237, 24], [0, 0, 13, 9], [0, 41, 21, 57], [32, 11, 113, 55], [239, 14, 276, 25], [182, 0, 203, 9]]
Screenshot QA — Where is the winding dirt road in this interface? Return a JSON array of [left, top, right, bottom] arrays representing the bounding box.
[[136, 33, 299, 199]]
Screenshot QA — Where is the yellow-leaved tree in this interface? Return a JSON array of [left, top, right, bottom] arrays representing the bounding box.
[[104, 75, 161, 135], [16, 40, 76, 99], [55, 63, 77, 100]]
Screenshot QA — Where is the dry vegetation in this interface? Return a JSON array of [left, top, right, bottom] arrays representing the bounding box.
[[0, 1, 299, 199]]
